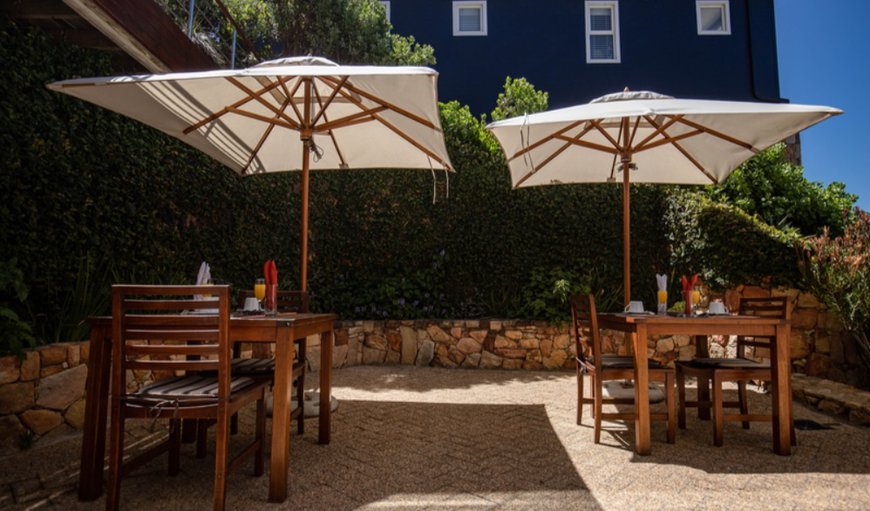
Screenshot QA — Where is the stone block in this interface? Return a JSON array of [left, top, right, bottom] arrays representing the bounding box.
[[415, 340, 435, 367], [461, 353, 481, 368], [362, 347, 386, 365], [553, 334, 570, 350], [0, 415, 26, 456], [20, 409, 63, 435], [20, 351, 39, 381], [495, 348, 526, 359], [386, 331, 402, 352], [522, 360, 544, 370], [400, 327, 418, 365], [815, 334, 831, 354], [489, 320, 502, 331], [789, 331, 811, 359], [656, 337, 675, 354], [40, 365, 64, 378], [0, 355, 20, 384], [448, 348, 466, 365], [526, 349, 542, 363], [385, 350, 401, 364], [307, 347, 321, 371], [817, 398, 846, 416], [426, 325, 451, 343], [540, 339, 553, 358], [504, 330, 523, 340], [66, 344, 81, 367], [35, 364, 87, 411], [792, 308, 818, 330], [38, 345, 67, 367], [333, 344, 349, 368], [494, 336, 514, 349], [0, 381, 34, 414], [805, 354, 832, 378], [520, 338, 540, 350], [456, 337, 481, 354], [479, 351, 503, 369], [797, 292, 821, 308], [469, 330, 488, 343], [450, 327, 463, 339], [334, 328, 349, 346], [362, 321, 375, 333], [543, 349, 568, 369], [364, 334, 387, 350], [502, 359, 523, 369]]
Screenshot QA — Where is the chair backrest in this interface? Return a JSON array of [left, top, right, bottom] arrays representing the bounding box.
[[569, 293, 601, 370], [111, 285, 231, 400], [237, 289, 309, 313], [736, 296, 789, 358]]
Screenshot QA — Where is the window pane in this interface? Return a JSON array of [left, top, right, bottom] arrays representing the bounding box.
[[589, 7, 612, 31], [590, 34, 614, 60], [700, 7, 724, 32], [458, 8, 481, 32]]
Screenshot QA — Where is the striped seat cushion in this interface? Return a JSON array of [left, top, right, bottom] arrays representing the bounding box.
[[686, 357, 770, 369], [131, 375, 256, 405], [232, 357, 276, 375], [584, 356, 663, 369]]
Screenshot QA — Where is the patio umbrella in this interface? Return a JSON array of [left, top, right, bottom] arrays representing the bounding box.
[[48, 56, 453, 291], [486, 90, 841, 305]]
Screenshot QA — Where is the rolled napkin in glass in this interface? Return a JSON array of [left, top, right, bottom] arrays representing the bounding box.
[[656, 273, 668, 315]]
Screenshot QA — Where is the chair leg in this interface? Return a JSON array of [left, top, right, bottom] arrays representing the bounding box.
[[255, 391, 266, 477], [181, 418, 197, 444], [593, 375, 603, 444], [213, 409, 230, 511], [676, 367, 687, 430], [168, 419, 182, 476], [296, 374, 305, 435], [196, 419, 208, 459], [737, 380, 750, 429], [230, 413, 239, 435], [712, 374, 724, 447], [576, 364, 584, 425], [105, 415, 125, 511], [665, 372, 676, 444]]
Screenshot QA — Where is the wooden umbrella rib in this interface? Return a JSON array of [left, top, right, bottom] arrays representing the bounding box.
[[319, 75, 440, 131], [310, 76, 349, 127], [226, 77, 301, 130], [590, 119, 624, 152], [669, 116, 758, 152], [182, 76, 291, 135], [226, 107, 296, 130], [645, 116, 718, 183], [553, 135, 619, 154], [281, 78, 304, 125], [636, 129, 703, 152], [315, 106, 389, 132], [241, 94, 295, 175], [633, 115, 684, 152], [514, 142, 573, 188], [311, 84, 348, 169], [331, 86, 450, 168], [508, 120, 588, 162]]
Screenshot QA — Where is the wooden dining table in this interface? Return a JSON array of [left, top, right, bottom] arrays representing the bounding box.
[[596, 312, 793, 456], [78, 312, 337, 503]]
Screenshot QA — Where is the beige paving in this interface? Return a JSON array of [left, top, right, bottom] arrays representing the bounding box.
[[2, 365, 869, 510]]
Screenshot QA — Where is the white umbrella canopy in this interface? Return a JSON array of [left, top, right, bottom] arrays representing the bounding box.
[[48, 56, 453, 291], [486, 90, 841, 304]]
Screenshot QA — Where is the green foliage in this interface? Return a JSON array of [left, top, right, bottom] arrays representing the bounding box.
[[0, 259, 37, 358], [489, 77, 549, 122], [801, 209, 870, 370], [522, 267, 621, 324], [711, 144, 856, 236], [666, 191, 801, 291], [266, 0, 435, 65]]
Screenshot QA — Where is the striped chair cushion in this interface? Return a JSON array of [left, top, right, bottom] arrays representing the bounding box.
[[232, 357, 276, 375], [132, 375, 255, 404], [584, 356, 663, 369], [687, 357, 770, 369]]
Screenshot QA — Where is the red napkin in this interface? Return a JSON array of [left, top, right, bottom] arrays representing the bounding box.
[[263, 260, 278, 285], [681, 273, 698, 293]]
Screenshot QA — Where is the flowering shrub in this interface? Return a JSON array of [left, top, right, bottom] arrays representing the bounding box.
[[801, 209, 870, 370]]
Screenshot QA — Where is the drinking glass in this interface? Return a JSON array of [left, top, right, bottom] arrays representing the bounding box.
[[656, 289, 667, 315], [254, 278, 266, 311]]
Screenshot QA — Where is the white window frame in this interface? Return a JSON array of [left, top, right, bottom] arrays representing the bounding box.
[[585, 1, 620, 64], [453, 1, 487, 37], [696, 0, 731, 35], [380, 1, 390, 23]]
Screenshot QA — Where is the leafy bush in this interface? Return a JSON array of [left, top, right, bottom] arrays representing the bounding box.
[[0, 260, 36, 358], [522, 266, 621, 324], [489, 77, 549, 122], [801, 209, 870, 370], [710, 144, 856, 236]]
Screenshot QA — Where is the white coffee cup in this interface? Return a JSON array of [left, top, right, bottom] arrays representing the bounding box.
[[708, 301, 727, 315], [624, 301, 645, 314], [243, 297, 260, 311]]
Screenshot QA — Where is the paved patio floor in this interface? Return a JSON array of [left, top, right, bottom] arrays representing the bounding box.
[[2, 365, 869, 510]]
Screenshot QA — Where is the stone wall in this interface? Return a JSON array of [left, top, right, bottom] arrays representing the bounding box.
[[1, 285, 866, 453], [0, 342, 89, 456]]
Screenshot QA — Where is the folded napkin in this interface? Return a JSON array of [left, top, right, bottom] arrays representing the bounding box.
[[656, 274, 667, 314], [195, 261, 211, 300], [263, 259, 278, 285]]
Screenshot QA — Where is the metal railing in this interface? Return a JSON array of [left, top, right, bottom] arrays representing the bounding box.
[[155, 0, 259, 68]]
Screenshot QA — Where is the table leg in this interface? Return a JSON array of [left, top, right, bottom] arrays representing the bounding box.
[[268, 329, 294, 502], [79, 325, 111, 501], [319, 328, 333, 445], [694, 334, 711, 420], [771, 322, 792, 455], [633, 324, 651, 456]]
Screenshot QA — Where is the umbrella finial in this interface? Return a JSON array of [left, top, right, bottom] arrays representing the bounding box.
[[623, 86, 630, 92]]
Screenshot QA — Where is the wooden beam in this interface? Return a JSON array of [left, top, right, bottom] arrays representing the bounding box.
[[319, 75, 440, 132], [311, 84, 348, 169], [668, 115, 758, 152], [644, 115, 718, 183], [507, 120, 587, 162], [183, 76, 292, 135], [226, 77, 301, 130]]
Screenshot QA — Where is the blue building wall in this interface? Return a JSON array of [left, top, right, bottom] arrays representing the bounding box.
[[388, 0, 782, 115]]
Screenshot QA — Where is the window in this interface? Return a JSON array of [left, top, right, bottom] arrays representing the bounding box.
[[453, 1, 487, 36], [696, 0, 731, 35], [585, 1, 620, 63], [380, 1, 390, 23]]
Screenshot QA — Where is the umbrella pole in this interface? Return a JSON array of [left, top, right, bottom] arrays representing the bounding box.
[[300, 79, 312, 293], [622, 159, 631, 306]]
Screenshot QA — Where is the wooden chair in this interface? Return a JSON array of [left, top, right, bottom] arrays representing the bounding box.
[[571, 293, 676, 444], [676, 296, 795, 447], [232, 289, 309, 434], [107, 285, 267, 511]]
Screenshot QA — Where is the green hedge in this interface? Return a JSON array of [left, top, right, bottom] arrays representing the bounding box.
[[0, 18, 803, 350]]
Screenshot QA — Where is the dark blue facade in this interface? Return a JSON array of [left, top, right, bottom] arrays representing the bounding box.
[[388, 0, 782, 115]]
